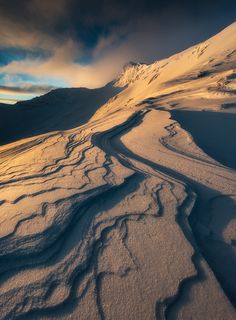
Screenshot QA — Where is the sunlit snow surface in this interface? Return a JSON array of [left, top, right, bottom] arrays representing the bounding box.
[[0, 23, 235, 319]]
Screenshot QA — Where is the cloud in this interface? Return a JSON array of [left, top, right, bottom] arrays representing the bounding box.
[[0, 34, 144, 88], [0, 98, 18, 104], [27, 0, 68, 20], [0, 0, 235, 101], [0, 84, 56, 96], [0, 0, 76, 52], [0, 82, 56, 105]]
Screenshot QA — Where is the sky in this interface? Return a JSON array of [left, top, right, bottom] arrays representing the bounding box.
[[0, 0, 235, 104]]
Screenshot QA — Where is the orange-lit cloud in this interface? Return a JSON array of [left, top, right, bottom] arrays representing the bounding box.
[[0, 39, 131, 88], [0, 85, 55, 96], [0, 98, 18, 105]]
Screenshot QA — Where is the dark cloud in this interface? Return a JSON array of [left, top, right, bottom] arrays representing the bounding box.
[[0, 0, 235, 51]]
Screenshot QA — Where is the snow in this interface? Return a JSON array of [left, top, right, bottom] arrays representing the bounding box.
[[0, 22, 235, 319]]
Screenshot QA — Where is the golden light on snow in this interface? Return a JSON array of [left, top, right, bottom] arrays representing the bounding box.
[[0, 22, 235, 319]]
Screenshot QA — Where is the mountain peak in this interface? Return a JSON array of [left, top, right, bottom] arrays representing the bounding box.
[[122, 61, 146, 71], [115, 61, 149, 87]]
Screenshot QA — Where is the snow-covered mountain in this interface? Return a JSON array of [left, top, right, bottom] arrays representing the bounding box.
[[118, 22, 236, 87], [98, 22, 236, 116], [0, 22, 235, 320]]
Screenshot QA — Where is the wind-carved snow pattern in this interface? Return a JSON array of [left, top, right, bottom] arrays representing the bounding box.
[[0, 22, 236, 320]]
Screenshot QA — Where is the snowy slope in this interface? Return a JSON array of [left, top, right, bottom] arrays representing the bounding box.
[[115, 22, 236, 88], [97, 22, 236, 118], [0, 22, 235, 320]]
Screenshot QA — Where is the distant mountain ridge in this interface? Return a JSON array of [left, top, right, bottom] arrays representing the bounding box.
[[0, 83, 122, 145]]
